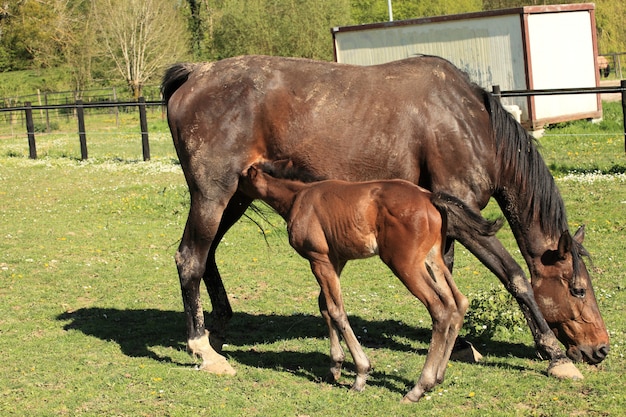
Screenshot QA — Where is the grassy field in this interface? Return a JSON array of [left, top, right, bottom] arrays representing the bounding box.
[[0, 102, 625, 416]]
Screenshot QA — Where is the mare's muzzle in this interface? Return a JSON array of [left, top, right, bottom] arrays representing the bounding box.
[[567, 343, 609, 364]]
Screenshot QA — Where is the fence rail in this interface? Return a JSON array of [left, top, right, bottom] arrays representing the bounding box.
[[1, 82, 626, 159], [492, 82, 626, 152], [1, 97, 163, 161]]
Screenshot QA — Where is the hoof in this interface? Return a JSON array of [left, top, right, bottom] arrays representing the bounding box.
[[450, 342, 483, 363], [325, 371, 340, 384], [400, 392, 421, 403], [548, 361, 583, 380], [188, 331, 236, 376], [349, 374, 368, 392], [208, 332, 225, 354], [349, 382, 365, 392], [198, 357, 237, 376]]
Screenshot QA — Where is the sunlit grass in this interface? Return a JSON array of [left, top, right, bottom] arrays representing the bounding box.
[[0, 102, 625, 416]]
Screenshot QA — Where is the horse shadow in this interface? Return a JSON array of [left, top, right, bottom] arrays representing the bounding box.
[[56, 307, 537, 394]]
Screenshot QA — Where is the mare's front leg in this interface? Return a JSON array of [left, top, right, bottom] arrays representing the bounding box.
[[176, 192, 236, 375], [202, 192, 253, 353], [452, 230, 583, 380]]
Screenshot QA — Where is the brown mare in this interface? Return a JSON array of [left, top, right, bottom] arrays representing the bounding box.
[[162, 55, 609, 385], [238, 162, 502, 401]]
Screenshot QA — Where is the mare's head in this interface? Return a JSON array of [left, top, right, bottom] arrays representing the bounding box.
[[532, 226, 609, 364]]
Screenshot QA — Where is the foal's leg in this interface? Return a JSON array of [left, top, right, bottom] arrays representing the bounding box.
[[387, 246, 462, 402], [427, 256, 468, 384], [311, 258, 371, 391], [318, 291, 346, 383], [401, 268, 456, 401]]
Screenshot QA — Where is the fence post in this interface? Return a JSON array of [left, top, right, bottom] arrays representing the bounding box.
[[622, 80, 626, 153], [76, 100, 88, 160], [25, 102, 37, 159], [492, 85, 501, 102], [138, 97, 150, 161]]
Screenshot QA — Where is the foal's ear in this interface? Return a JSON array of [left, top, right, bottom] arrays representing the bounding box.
[[273, 159, 293, 171]]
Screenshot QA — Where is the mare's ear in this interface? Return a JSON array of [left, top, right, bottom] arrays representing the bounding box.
[[557, 231, 573, 260], [573, 225, 585, 244]]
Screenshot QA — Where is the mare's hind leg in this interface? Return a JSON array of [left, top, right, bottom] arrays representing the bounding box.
[[202, 191, 253, 352], [311, 259, 371, 391], [176, 191, 237, 375]]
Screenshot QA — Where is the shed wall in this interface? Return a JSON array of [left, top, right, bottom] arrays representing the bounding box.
[[332, 4, 601, 129]]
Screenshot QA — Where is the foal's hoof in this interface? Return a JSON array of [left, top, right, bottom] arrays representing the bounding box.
[[547, 360, 583, 380], [400, 392, 422, 403], [450, 340, 483, 363], [349, 374, 368, 392], [325, 372, 339, 384]]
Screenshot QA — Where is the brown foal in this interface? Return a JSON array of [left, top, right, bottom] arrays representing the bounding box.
[[238, 162, 501, 402]]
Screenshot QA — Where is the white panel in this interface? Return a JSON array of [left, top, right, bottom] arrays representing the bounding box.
[[334, 15, 529, 121], [527, 11, 597, 120]]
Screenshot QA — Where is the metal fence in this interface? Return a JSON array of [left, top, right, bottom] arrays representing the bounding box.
[[1, 82, 625, 160], [0, 98, 163, 161]]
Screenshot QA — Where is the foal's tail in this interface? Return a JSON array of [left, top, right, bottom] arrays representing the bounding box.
[[161, 63, 198, 104], [430, 192, 503, 237]]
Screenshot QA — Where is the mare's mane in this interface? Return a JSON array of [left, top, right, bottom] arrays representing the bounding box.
[[482, 90, 589, 269], [484, 91, 567, 238]]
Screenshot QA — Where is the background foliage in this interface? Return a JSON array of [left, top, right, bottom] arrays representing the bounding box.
[[1, 0, 624, 96]]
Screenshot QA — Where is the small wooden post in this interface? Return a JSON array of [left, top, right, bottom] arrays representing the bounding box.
[[492, 85, 501, 102], [138, 97, 150, 161], [76, 100, 88, 160], [44, 92, 50, 133], [25, 102, 37, 159], [621, 80, 626, 153]]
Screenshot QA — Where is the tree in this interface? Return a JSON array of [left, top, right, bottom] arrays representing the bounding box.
[[351, 0, 481, 24], [92, 0, 190, 99], [594, 0, 626, 55], [199, 0, 352, 61], [0, 0, 47, 71]]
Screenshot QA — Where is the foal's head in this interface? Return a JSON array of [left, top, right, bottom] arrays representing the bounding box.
[[240, 160, 324, 194], [238, 165, 268, 199]]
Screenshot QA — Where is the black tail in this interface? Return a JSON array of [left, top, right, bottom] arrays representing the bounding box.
[[161, 63, 197, 104], [431, 192, 503, 237]]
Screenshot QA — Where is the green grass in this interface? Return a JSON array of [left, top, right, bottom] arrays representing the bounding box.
[[0, 103, 625, 416], [0, 67, 72, 100], [541, 101, 626, 174]]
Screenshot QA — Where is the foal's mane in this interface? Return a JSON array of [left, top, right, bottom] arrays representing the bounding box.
[[257, 160, 325, 183]]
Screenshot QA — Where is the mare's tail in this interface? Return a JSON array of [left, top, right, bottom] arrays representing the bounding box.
[[430, 192, 503, 237], [161, 63, 198, 104]]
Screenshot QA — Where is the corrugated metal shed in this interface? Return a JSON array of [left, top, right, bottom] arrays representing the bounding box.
[[332, 3, 602, 130]]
